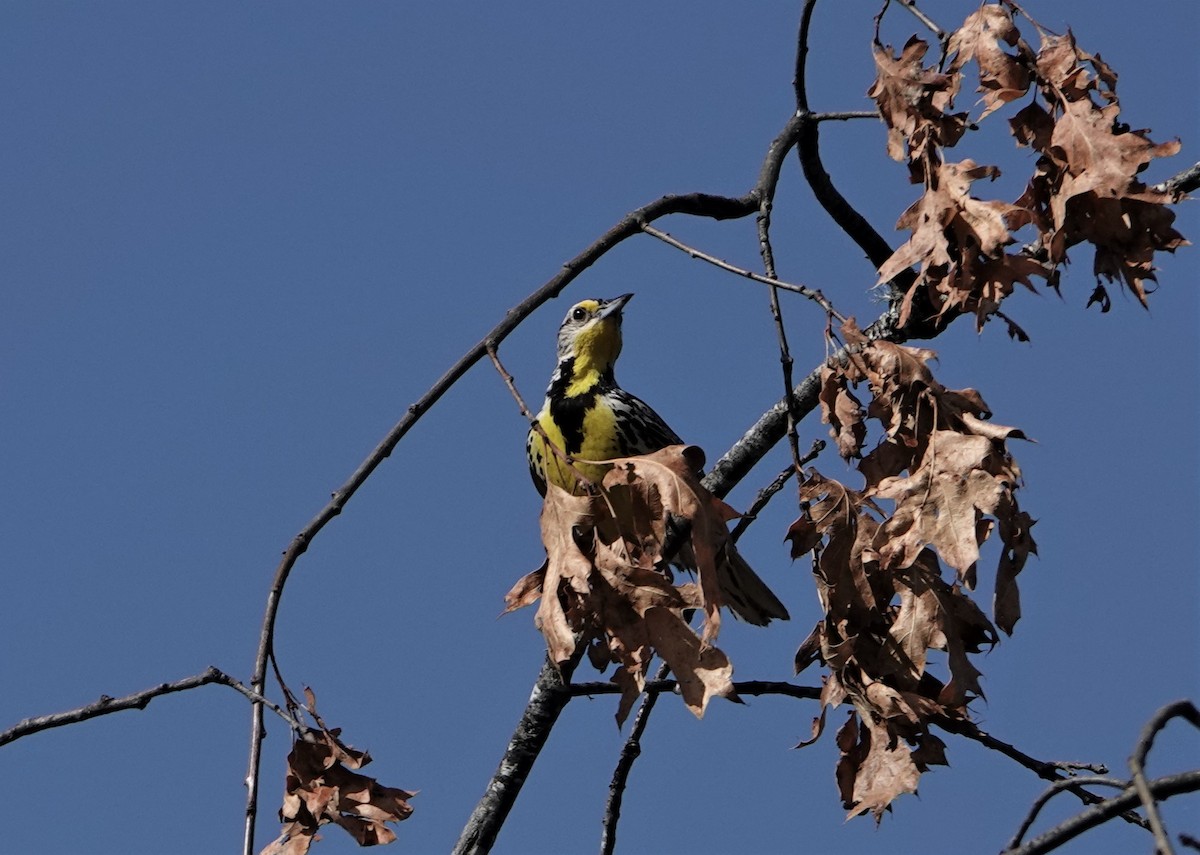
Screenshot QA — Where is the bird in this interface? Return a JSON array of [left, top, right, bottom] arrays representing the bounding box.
[[526, 293, 789, 625]]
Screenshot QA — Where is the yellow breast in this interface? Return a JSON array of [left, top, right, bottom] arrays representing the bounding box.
[[529, 399, 622, 494]]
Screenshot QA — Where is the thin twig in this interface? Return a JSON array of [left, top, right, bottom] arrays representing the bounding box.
[[1130, 701, 1200, 855], [600, 662, 671, 855], [486, 342, 600, 494], [935, 717, 1150, 829], [730, 439, 825, 543], [640, 224, 846, 320], [814, 110, 880, 122], [0, 667, 302, 750], [894, 0, 947, 42], [762, 234, 807, 489]]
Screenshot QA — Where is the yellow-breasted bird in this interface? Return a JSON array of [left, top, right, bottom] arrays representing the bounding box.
[[526, 293, 789, 625]]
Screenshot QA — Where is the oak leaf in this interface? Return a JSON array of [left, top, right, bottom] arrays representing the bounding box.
[[868, 36, 967, 163], [261, 699, 414, 855], [946, 4, 1032, 119], [835, 710, 923, 822]]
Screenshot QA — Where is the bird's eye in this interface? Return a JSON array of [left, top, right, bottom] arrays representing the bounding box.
[[571, 307, 588, 321]]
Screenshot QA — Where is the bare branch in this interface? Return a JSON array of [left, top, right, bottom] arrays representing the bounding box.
[[0, 667, 302, 750], [487, 342, 602, 493], [814, 110, 880, 122], [797, 0, 915, 313]]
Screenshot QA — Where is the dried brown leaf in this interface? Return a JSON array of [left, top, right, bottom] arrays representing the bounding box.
[[836, 711, 921, 822], [535, 484, 598, 665], [261, 723, 414, 855], [868, 37, 968, 162], [645, 606, 737, 718], [946, 5, 1032, 118]]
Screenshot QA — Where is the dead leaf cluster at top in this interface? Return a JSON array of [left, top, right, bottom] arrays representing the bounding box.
[[507, 445, 785, 724], [1011, 29, 1186, 308], [870, 3, 1185, 333], [790, 319, 1034, 820]]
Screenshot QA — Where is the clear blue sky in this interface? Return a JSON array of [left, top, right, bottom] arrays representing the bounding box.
[[2, 3, 1196, 854]]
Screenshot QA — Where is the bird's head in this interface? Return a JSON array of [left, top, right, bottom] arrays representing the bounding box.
[[555, 293, 633, 374]]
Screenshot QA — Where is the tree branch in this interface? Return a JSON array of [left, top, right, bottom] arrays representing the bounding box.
[[1129, 701, 1200, 855], [452, 654, 581, 855], [565, 680, 822, 701], [1000, 772, 1200, 855], [934, 716, 1150, 829], [1005, 775, 1130, 851], [0, 667, 302, 750], [600, 662, 671, 855], [1154, 161, 1200, 200]]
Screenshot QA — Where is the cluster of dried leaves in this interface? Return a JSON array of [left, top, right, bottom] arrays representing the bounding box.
[[262, 691, 414, 855], [870, 2, 1185, 333], [507, 445, 754, 724], [789, 319, 1035, 820]]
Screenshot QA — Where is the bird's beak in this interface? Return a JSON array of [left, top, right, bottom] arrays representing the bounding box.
[[598, 293, 634, 320]]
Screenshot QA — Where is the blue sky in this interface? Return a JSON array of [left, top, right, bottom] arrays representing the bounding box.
[[2, 3, 1196, 854]]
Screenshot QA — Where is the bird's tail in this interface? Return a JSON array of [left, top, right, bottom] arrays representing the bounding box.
[[716, 542, 790, 626], [675, 538, 790, 626]]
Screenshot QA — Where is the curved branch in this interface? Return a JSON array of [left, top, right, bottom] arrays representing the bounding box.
[[1006, 775, 1130, 851], [795, 2, 946, 334], [1130, 701, 1200, 855]]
